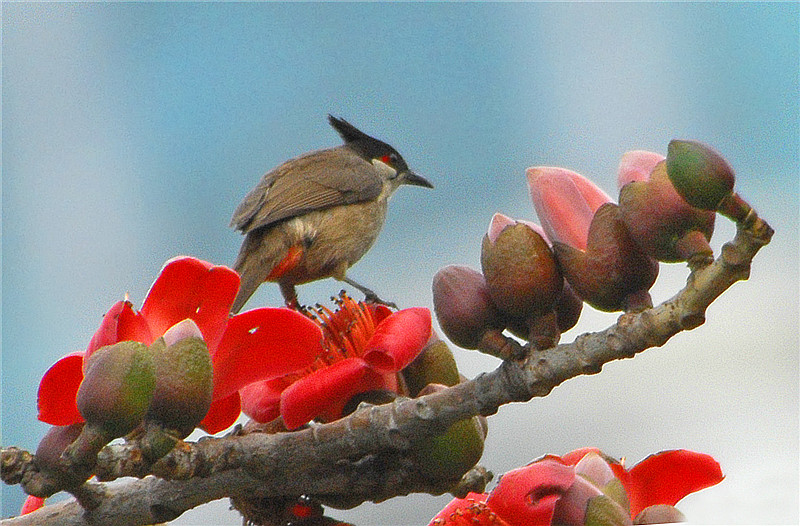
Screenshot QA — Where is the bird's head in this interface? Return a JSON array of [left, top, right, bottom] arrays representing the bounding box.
[[328, 115, 433, 192]]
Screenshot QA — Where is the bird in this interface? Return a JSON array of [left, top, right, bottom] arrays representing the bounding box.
[[229, 115, 433, 313]]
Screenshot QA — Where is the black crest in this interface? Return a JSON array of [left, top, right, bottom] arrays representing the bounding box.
[[328, 115, 375, 144]]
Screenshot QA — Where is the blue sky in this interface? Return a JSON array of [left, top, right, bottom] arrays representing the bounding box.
[[3, 3, 798, 523]]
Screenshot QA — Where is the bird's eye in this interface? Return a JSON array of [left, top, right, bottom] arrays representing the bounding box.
[[381, 153, 399, 166]]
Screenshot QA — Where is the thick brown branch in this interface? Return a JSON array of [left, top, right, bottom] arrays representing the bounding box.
[[1, 212, 772, 526]]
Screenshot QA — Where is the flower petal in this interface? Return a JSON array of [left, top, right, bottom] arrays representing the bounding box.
[[617, 151, 665, 188], [527, 167, 612, 251], [626, 450, 724, 517], [428, 493, 513, 526], [199, 392, 241, 434], [240, 378, 284, 423], [363, 307, 431, 373], [20, 496, 45, 515], [560, 447, 603, 466], [279, 358, 387, 429], [487, 213, 517, 244], [86, 300, 152, 360], [140, 257, 240, 350], [486, 457, 576, 526], [37, 352, 85, 426], [212, 308, 323, 400]]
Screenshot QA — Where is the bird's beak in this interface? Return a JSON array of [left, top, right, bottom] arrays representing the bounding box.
[[402, 170, 433, 189]]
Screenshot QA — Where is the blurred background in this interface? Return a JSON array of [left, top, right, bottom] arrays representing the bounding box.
[[2, 3, 797, 524]]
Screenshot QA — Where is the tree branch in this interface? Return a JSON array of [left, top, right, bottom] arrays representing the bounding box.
[[1, 211, 772, 526]]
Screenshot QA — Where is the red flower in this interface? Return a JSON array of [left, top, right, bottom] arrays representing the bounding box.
[[240, 293, 431, 430], [429, 448, 723, 526], [37, 257, 323, 434]]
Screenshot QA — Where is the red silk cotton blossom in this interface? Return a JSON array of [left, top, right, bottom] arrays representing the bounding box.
[[37, 256, 323, 434], [240, 293, 432, 430], [429, 448, 723, 526]]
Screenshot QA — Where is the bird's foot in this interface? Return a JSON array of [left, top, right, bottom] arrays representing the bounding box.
[[363, 291, 398, 310], [340, 276, 398, 309]]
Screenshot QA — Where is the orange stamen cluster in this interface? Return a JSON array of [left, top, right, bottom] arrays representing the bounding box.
[[431, 497, 506, 525], [309, 292, 377, 363]]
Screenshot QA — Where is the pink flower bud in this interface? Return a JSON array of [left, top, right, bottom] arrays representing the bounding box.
[[617, 150, 665, 188], [553, 204, 659, 312], [618, 156, 715, 263], [528, 167, 613, 251], [481, 220, 563, 319], [432, 265, 503, 349]]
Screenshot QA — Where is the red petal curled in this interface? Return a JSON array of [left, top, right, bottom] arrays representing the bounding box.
[[279, 358, 387, 430], [239, 378, 284, 423], [199, 392, 241, 434], [86, 301, 152, 361], [140, 257, 239, 349], [627, 449, 724, 517], [363, 307, 431, 373], [211, 308, 323, 401], [486, 457, 576, 526], [37, 352, 85, 426]]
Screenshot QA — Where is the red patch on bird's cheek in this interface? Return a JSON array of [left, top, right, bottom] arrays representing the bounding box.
[[266, 245, 304, 281]]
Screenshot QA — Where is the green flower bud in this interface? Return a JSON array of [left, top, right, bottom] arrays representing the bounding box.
[[585, 494, 633, 526], [666, 140, 735, 211], [412, 384, 487, 482], [402, 336, 461, 396], [633, 504, 686, 524], [146, 320, 213, 438], [77, 341, 156, 438]]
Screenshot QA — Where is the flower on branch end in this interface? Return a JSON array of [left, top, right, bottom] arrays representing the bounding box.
[[618, 151, 716, 265], [429, 448, 723, 526]]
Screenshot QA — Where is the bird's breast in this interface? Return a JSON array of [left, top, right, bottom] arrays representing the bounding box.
[[276, 199, 389, 284]]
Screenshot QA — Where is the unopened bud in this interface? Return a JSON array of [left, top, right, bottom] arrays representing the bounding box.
[[666, 140, 735, 211], [34, 423, 84, 473], [619, 161, 715, 264], [412, 383, 487, 481], [432, 265, 503, 349], [554, 204, 658, 312], [147, 319, 213, 438], [481, 221, 563, 319], [633, 504, 686, 524], [77, 341, 155, 438], [402, 336, 461, 396]]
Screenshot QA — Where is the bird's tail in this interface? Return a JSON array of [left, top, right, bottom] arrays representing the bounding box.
[[230, 233, 274, 314]]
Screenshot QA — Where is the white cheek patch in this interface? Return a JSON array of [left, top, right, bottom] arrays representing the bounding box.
[[371, 158, 398, 178]]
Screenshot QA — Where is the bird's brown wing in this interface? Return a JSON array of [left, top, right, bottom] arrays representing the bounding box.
[[230, 147, 383, 234]]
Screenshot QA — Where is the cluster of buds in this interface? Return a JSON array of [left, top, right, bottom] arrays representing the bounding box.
[[434, 140, 741, 355], [34, 320, 213, 491]]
